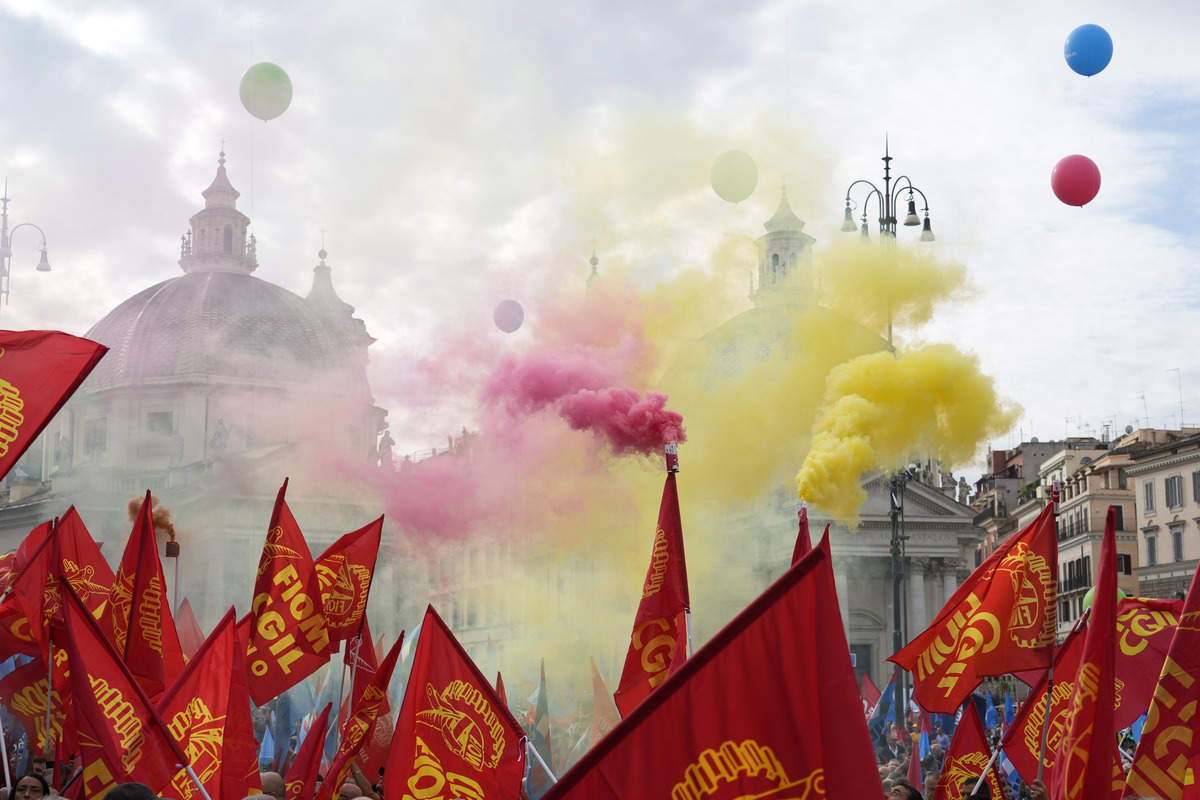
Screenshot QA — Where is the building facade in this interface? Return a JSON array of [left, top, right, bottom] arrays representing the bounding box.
[[1127, 430, 1200, 599]]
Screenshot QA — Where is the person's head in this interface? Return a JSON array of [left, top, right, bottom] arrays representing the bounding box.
[[27, 758, 45, 777], [341, 782, 362, 799], [886, 779, 923, 800], [13, 774, 49, 800], [930, 743, 944, 758], [259, 772, 285, 799], [961, 776, 990, 800], [104, 783, 159, 800], [923, 772, 938, 795], [1000, 779, 1015, 800]]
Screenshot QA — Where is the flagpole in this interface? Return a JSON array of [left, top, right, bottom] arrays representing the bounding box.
[[1037, 480, 1062, 784], [334, 638, 349, 751], [667, 443, 692, 659], [526, 739, 558, 785], [182, 762, 213, 800], [970, 746, 1003, 797], [1036, 665, 1053, 782], [0, 710, 11, 790]]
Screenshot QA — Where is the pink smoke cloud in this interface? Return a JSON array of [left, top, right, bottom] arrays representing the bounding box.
[[558, 388, 684, 453]]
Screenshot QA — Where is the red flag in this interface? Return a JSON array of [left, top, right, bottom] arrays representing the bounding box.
[[543, 537, 881, 800], [315, 517, 382, 643], [907, 726, 923, 790], [0, 330, 106, 481], [59, 579, 191, 798], [1053, 505, 1122, 800], [7, 524, 55, 657], [614, 471, 690, 717], [383, 605, 527, 800], [999, 623, 1086, 789], [0, 657, 69, 754], [54, 507, 114, 623], [316, 634, 404, 800], [890, 503, 1058, 713], [791, 504, 812, 564], [588, 658, 621, 747], [342, 620, 395, 782], [0, 521, 51, 657], [111, 491, 186, 698], [157, 608, 259, 800], [931, 704, 1003, 800], [245, 480, 333, 705], [1124, 559, 1200, 799], [285, 703, 332, 800], [175, 598, 206, 660], [862, 672, 882, 719], [1112, 596, 1184, 729]]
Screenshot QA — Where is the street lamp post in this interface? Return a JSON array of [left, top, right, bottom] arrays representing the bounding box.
[[0, 182, 52, 318], [841, 141, 935, 730], [840, 139, 935, 350]]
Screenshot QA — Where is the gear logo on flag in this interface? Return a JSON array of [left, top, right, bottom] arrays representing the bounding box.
[[166, 698, 226, 799], [1022, 680, 1075, 769], [314, 553, 370, 625], [942, 751, 1000, 800], [256, 525, 305, 579], [416, 679, 507, 770], [998, 542, 1056, 649], [670, 740, 824, 800]]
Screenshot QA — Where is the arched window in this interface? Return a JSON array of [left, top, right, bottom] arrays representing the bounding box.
[[772, 253, 779, 283], [223, 225, 234, 254]]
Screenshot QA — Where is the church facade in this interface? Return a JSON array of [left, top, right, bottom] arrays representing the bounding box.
[[0, 153, 400, 632]]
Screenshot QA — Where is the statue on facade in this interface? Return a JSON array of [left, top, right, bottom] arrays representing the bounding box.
[[377, 427, 395, 469], [55, 433, 73, 469], [209, 418, 229, 460], [957, 476, 970, 504]]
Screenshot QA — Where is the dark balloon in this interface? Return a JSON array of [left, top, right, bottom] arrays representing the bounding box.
[[494, 300, 524, 333]]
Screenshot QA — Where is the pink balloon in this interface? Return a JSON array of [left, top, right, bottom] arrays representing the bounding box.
[[1051, 155, 1101, 207]]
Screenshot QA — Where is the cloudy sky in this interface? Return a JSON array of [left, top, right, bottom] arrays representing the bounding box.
[[2, 0, 1198, 482]]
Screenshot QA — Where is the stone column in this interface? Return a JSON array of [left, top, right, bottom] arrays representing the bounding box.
[[908, 557, 929, 635], [832, 555, 851, 638], [943, 559, 960, 605]]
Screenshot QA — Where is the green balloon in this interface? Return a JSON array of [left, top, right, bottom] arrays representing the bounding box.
[[710, 150, 758, 203], [1081, 585, 1128, 611], [239, 62, 293, 121]]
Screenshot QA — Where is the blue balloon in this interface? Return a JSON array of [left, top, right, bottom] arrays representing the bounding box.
[[1065, 24, 1113, 77]]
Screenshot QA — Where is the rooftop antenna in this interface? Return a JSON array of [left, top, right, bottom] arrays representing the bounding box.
[[1169, 368, 1185, 428], [1137, 391, 1150, 430]]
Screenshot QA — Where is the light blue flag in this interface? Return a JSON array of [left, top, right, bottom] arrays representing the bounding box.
[[985, 690, 997, 728], [1004, 689, 1015, 725], [259, 726, 276, 768], [1132, 711, 1147, 744]]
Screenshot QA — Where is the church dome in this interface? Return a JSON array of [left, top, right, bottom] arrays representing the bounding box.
[[82, 270, 360, 390]]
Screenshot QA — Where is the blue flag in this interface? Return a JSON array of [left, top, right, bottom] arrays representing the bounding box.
[[1132, 711, 1147, 744], [259, 726, 276, 769], [985, 690, 997, 728], [1004, 690, 1015, 725]]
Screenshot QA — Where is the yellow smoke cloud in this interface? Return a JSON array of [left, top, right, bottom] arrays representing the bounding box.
[[796, 344, 1019, 526]]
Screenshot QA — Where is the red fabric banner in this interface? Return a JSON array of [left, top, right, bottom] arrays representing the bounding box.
[[0, 657, 69, 753], [245, 480, 333, 705], [0, 521, 51, 657], [542, 537, 882, 800], [1000, 623, 1086, 789], [1124, 559, 1200, 799], [891, 503, 1058, 713], [0, 330, 107, 481], [316, 633, 404, 800], [60, 579, 190, 799], [111, 491, 186, 698], [383, 605, 527, 800], [862, 672, 882, 719], [1053, 506, 1123, 800], [614, 472, 690, 717], [175, 597, 206, 661], [1112, 596, 1184, 730], [791, 505, 812, 564], [285, 703, 332, 800], [5, 523, 54, 657], [157, 609, 254, 800], [315, 516, 382, 643], [931, 704, 1003, 800]]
